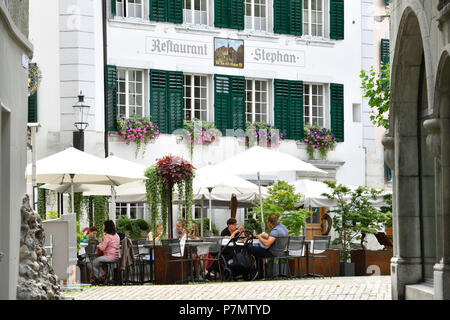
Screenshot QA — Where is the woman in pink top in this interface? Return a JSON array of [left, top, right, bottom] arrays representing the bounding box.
[[87, 220, 120, 281]]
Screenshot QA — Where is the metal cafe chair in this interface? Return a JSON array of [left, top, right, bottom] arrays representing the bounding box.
[[138, 240, 154, 284], [264, 236, 290, 280], [285, 236, 306, 278], [161, 238, 195, 284], [199, 237, 226, 281], [311, 235, 332, 278]]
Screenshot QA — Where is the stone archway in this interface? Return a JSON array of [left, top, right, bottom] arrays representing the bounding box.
[[429, 47, 450, 300], [389, 7, 435, 299]]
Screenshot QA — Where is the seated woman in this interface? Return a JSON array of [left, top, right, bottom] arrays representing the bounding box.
[[148, 222, 166, 245], [187, 222, 204, 280], [220, 218, 244, 239], [175, 218, 188, 240], [86, 220, 120, 282]]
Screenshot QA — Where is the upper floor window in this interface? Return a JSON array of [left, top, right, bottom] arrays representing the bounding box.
[[116, 0, 143, 18], [117, 68, 144, 118], [304, 83, 325, 127], [183, 0, 208, 25], [303, 0, 324, 37], [245, 0, 267, 31], [246, 79, 268, 123], [184, 74, 208, 121]]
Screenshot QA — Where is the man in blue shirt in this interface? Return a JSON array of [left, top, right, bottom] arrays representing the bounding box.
[[249, 214, 289, 280]]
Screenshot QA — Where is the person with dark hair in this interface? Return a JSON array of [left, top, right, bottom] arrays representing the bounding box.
[[81, 226, 98, 243], [87, 220, 120, 282], [220, 218, 244, 238], [248, 214, 288, 280]]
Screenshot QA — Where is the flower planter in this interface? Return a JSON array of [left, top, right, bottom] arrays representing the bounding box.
[[339, 262, 355, 276], [351, 249, 393, 276]]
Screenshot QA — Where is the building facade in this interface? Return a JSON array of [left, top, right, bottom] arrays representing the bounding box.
[[386, 0, 450, 300], [0, 0, 33, 300], [29, 1, 385, 238]]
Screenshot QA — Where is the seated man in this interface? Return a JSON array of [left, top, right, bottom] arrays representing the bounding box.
[[249, 214, 288, 280]]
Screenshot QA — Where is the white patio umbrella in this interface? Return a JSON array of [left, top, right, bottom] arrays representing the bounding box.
[[213, 146, 327, 230], [25, 148, 145, 214], [293, 179, 391, 208]]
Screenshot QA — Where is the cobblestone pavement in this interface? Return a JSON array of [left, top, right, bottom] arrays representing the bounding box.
[[63, 276, 391, 300]]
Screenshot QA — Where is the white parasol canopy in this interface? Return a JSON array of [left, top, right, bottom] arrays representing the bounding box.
[[25, 148, 145, 213], [293, 179, 391, 208], [213, 146, 327, 229]]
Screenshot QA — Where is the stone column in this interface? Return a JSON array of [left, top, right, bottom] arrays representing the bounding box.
[[389, 99, 423, 300], [432, 91, 450, 299]]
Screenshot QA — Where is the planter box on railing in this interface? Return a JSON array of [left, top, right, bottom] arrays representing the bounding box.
[[351, 249, 393, 276]]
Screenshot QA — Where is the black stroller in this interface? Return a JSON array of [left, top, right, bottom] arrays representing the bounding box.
[[215, 230, 258, 282]]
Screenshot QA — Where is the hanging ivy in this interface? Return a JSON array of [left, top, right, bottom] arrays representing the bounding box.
[[145, 155, 196, 238], [177, 180, 184, 217], [184, 176, 194, 225], [37, 184, 46, 219], [93, 195, 108, 238]]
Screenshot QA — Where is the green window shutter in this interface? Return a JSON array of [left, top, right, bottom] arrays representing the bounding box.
[[384, 0, 390, 6], [104, 65, 118, 132], [380, 38, 390, 67], [167, 71, 184, 133], [167, 0, 183, 24], [215, 0, 230, 28], [230, 76, 246, 131], [111, 0, 116, 16], [150, 0, 167, 21], [289, 81, 304, 140], [290, 0, 303, 36], [150, 69, 168, 134], [274, 79, 291, 139], [330, 83, 344, 142], [214, 74, 231, 135], [273, 0, 290, 35], [28, 91, 38, 123], [330, 0, 345, 40], [230, 0, 244, 30]]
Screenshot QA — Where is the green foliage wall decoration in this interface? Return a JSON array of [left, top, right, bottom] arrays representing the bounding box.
[[93, 195, 108, 238]]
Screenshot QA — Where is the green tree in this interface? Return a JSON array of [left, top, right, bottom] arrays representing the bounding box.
[[321, 181, 392, 262], [360, 62, 390, 130], [251, 180, 309, 234]]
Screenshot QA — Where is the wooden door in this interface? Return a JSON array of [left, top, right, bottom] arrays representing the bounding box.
[[305, 207, 326, 240]]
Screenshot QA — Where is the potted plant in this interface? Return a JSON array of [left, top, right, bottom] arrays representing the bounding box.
[[183, 119, 219, 160], [245, 121, 282, 148], [321, 181, 391, 276], [116, 115, 160, 158], [303, 125, 336, 160], [144, 155, 195, 238]]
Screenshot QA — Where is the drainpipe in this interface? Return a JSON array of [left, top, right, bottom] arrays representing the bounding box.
[[102, 0, 109, 158]]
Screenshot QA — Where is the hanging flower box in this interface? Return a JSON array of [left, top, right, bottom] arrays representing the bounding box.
[[303, 125, 336, 160]]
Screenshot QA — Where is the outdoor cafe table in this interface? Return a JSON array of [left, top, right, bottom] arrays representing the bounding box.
[[141, 240, 214, 284]]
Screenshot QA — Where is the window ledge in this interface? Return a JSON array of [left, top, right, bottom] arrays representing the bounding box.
[[236, 31, 280, 42], [108, 17, 157, 30], [175, 25, 221, 35], [295, 36, 335, 48]]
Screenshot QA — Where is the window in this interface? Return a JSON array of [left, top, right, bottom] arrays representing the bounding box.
[[245, 0, 267, 31], [116, 203, 128, 219], [117, 69, 144, 118], [130, 203, 145, 220], [116, 203, 145, 220], [183, 0, 208, 25], [181, 206, 203, 220], [184, 74, 208, 121], [305, 207, 321, 224], [246, 79, 268, 123], [304, 83, 325, 127], [116, 0, 143, 18], [303, 0, 324, 37]]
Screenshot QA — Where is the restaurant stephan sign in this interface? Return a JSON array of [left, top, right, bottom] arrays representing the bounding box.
[[145, 37, 209, 58], [247, 47, 305, 67]]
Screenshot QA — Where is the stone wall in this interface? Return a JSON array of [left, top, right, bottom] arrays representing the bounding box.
[[17, 195, 63, 300]]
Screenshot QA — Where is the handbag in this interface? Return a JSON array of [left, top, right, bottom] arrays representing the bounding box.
[[97, 249, 104, 257]]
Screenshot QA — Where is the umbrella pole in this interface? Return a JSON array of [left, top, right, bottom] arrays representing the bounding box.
[[208, 187, 213, 233], [258, 172, 265, 232], [201, 197, 204, 238], [70, 174, 75, 214]]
